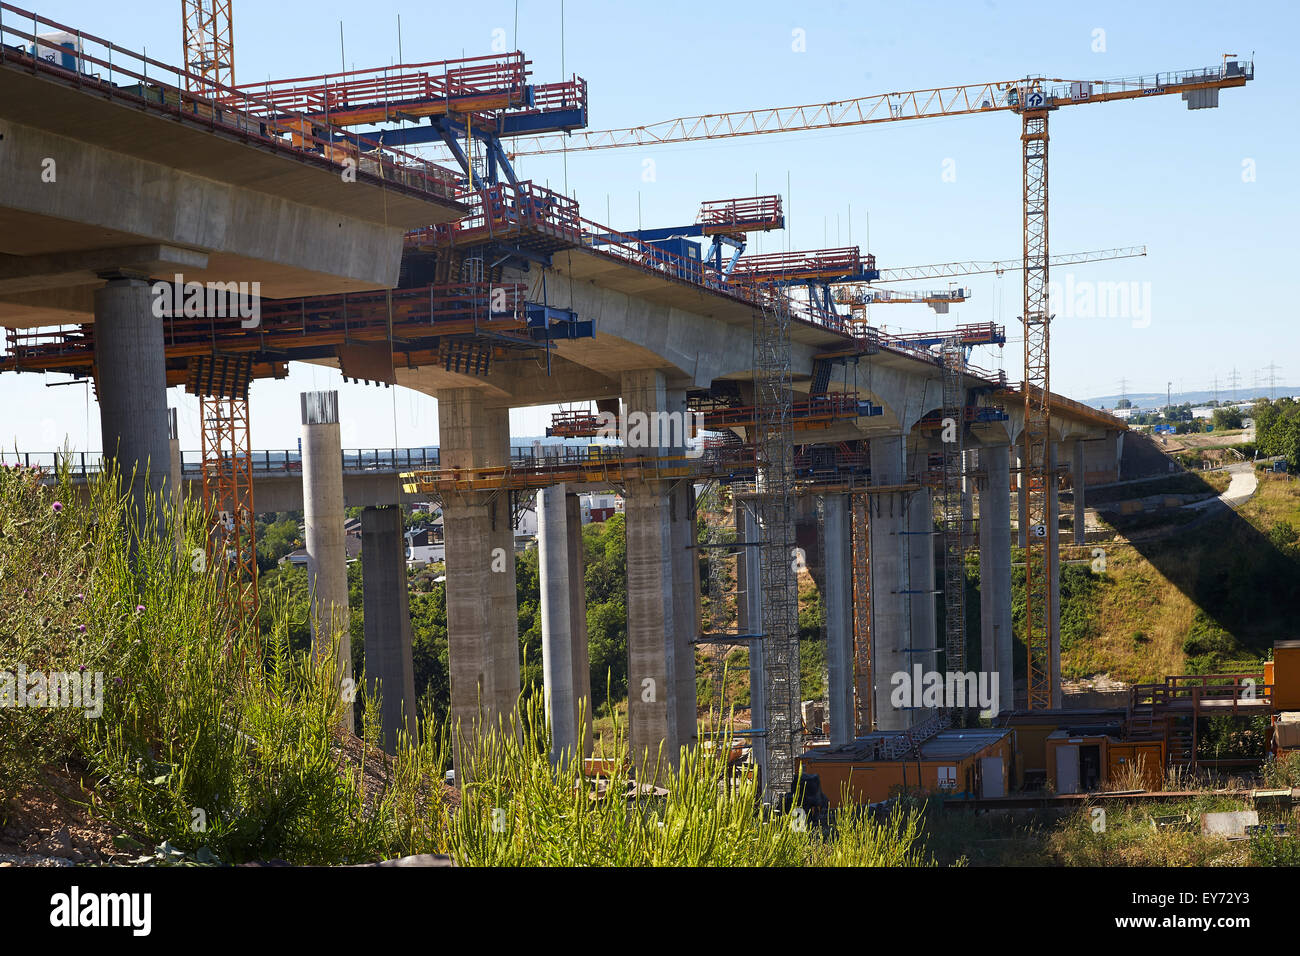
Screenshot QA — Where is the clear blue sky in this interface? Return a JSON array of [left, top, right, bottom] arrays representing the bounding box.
[[4, 0, 1296, 452]]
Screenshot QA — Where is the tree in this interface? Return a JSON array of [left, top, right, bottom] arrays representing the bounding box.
[[583, 514, 628, 709], [1256, 398, 1300, 470], [1116, 398, 1132, 409], [255, 514, 304, 572], [1212, 407, 1243, 431]]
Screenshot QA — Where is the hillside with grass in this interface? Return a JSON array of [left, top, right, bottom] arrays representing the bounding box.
[[1048, 472, 1300, 684]]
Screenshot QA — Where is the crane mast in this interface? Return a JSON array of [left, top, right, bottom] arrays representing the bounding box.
[[1019, 95, 1054, 708], [181, 0, 234, 94], [508, 60, 1252, 719], [180, 1, 258, 630]]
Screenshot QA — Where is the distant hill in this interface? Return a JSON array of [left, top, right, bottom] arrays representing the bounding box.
[[1082, 388, 1299, 410]]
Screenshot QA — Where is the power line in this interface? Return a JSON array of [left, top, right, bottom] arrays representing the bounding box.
[[1264, 362, 1282, 401]]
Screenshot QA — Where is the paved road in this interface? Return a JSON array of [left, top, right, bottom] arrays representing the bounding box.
[[1186, 461, 1258, 512]]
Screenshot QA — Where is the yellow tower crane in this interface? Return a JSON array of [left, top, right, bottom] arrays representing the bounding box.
[[180, 1, 258, 629], [504, 60, 1253, 710]]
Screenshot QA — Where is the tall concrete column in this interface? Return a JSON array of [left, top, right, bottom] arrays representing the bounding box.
[[906, 444, 938, 699], [961, 449, 976, 551], [977, 444, 1014, 715], [624, 490, 678, 778], [1072, 440, 1087, 545], [167, 408, 182, 510], [537, 484, 577, 764], [663, 386, 698, 750], [1016, 444, 1029, 548], [95, 276, 170, 529], [869, 436, 911, 732], [300, 391, 352, 729], [168, 408, 183, 549], [1049, 442, 1063, 708], [738, 499, 766, 779], [670, 480, 699, 749], [822, 495, 854, 746], [361, 505, 418, 752], [438, 389, 519, 765], [565, 493, 593, 757], [621, 369, 679, 778], [484, 406, 521, 717]]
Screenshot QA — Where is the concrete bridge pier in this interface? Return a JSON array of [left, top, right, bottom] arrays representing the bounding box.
[[669, 479, 699, 751], [1071, 440, 1087, 545], [566, 493, 594, 757], [907, 443, 938, 697], [438, 389, 520, 768], [821, 494, 854, 746], [95, 276, 170, 530], [1017, 445, 1029, 548], [1050, 441, 1063, 708], [868, 436, 911, 732], [621, 369, 680, 779], [301, 390, 353, 729], [361, 505, 419, 752], [168, 408, 183, 549], [537, 483, 593, 765], [977, 444, 1014, 715]]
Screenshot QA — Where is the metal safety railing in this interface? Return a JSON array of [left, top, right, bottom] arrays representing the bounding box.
[[406, 180, 582, 247], [1038, 60, 1255, 103], [697, 195, 784, 232], [0, 283, 532, 373], [0, 447, 442, 479], [0, 2, 459, 200], [223, 52, 530, 118]]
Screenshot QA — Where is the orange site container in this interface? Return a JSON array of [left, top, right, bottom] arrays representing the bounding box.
[[798, 730, 1014, 808]]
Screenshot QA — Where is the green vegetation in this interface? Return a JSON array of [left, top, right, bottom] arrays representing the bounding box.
[[0, 464, 446, 863], [1085, 472, 1226, 507], [450, 696, 934, 867], [0, 464, 938, 866], [1212, 407, 1244, 431], [1254, 397, 1300, 471], [987, 473, 1300, 684], [913, 783, 1299, 867]]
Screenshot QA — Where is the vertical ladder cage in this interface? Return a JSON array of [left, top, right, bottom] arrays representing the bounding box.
[[938, 336, 968, 721], [1021, 104, 1055, 710], [752, 294, 800, 800]]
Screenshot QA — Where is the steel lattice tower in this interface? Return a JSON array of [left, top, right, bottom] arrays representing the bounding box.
[[189, 356, 259, 630], [1020, 99, 1055, 710], [938, 337, 968, 720], [181, 0, 234, 94], [850, 493, 873, 735], [752, 294, 800, 800]]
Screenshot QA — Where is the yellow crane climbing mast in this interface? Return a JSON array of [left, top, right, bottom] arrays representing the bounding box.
[[180, 1, 258, 628], [181, 0, 234, 93], [508, 59, 1253, 710]]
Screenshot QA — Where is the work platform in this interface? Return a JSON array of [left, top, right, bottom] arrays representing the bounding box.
[[0, 5, 466, 329], [0, 280, 590, 385]]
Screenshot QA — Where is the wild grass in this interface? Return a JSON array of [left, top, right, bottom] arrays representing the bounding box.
[[1045, 795, 1253, 867], [445, 694, 937, 866], [0, 464, 936, 867]]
